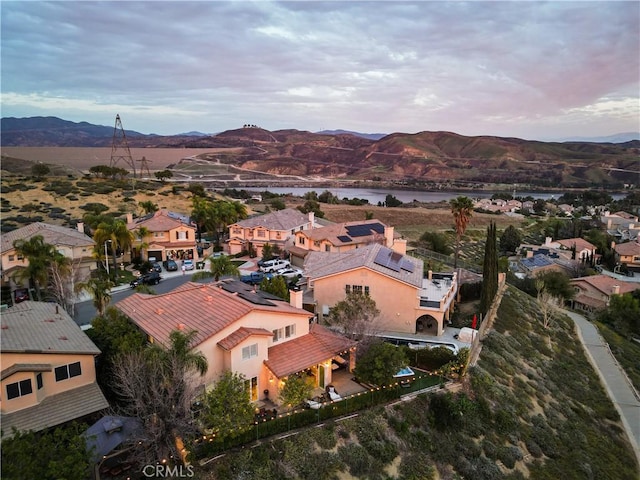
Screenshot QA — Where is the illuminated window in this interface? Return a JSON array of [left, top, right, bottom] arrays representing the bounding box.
[[244, 377, 258, 401]]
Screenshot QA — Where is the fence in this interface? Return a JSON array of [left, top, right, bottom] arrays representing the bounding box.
[[192, 374, 442, 460]]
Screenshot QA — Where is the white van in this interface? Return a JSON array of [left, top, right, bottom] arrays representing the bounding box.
[[260, 259, 291, 273]]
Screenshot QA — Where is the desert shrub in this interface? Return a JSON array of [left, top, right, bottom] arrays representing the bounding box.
[[308, 424, 337, 450], [497, 445, 523, 469], [482, 439, 498, 459], [80, 203, 110, 214], [42, 180, 78, 196], [412, 346, 456, 371], [457, 455, 502, 480], [399, 451, 435, 480], [337, 444, 376, 478], [67, 195, 79, 201]]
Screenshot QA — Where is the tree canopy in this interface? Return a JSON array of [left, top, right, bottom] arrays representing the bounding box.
[[450, 196, 474, 268], [354, 340, 408, 387], [499, 225, 522, 253], [327, 291, 380, 340]]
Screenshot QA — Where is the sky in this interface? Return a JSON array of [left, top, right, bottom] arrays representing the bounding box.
[[1, 1, 639, 140]]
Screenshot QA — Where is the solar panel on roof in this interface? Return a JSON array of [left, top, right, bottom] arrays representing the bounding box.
[[373, 248, 401, 272], [400, 258, 415, 272], [337, 235, 352, 243], [238, 293, 276, 306], [345, 222, 385, 237]]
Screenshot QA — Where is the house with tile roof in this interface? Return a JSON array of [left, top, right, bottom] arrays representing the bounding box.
[[544, 237, 597, 262], [114, 280, 355, 404], [613, 240, 640, 273], [304, 243, 458, 337], [1, 301, 109, 438], [1, 222, 96, 301], [569, 275, 639, 313], [288, 219, 407, 267], [227, 208, 314, 258], [126, 210, 197, 263]]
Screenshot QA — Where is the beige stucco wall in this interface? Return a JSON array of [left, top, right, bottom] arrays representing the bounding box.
[[1, 352, 97, 414], [312, 268, 420, 333], [192, 310, 311, 401]]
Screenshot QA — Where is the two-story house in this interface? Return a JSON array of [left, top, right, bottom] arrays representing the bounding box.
[[288, 219, 407, 267], [304, 243, 458, 337], [614, 240, 640, 273], [569, 275, 638, 313], [126, 210, 197, 263], [114, 281, 355, 403], [1, 222, 96, 302], [227, 208, 314, 258], [1, 301, 109, 437]]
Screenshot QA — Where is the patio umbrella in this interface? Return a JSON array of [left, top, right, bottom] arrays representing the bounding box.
[[471, 314, 477, 329]]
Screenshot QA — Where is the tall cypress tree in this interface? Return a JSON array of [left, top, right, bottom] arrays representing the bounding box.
[[480, 221, 498, 315]]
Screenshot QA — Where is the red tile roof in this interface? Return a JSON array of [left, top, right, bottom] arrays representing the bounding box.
[[218, 327, 273, 351], [115, 282, 310, 347], [614, 241, 640, 256], [265, 324, 355, 378], [570, 275, 638, 296], [127, 209, 195, 233], [556, 238, 596, 252]]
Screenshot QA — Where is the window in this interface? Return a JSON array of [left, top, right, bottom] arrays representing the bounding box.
[[242, 343, 258, 360], [244, 377, 258, 402], [314, 241, 321, 247], [257, 230, 266, 238], [364, 286, 370, 295], [8, 255, 14, 261], [345, 285, 351, 294], [273, 328, 283, 342], [17, 254, 23, 260], [233, 228, 242, 235], [154, 232, 163, 238], [325, 245, 331, 252], [285, 324, 296, 338], [36, 373, 43, 390], [176, 231, 189, 240], [54, 362, 82, 382], [7, 379, 32, 400], [353, 285, 363, 294], [299, 237, 306, 245]]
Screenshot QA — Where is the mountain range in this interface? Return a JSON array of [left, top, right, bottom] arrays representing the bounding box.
[[2, 116, 639, 188]]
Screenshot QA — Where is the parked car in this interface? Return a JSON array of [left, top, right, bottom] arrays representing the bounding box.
[[183, 259, 194, 270], [165, 259, 178, 271], [130, 271, 162, 288], [240, 271, 273, 285], [14, 288, 29, 304], [151, 262, 162, 273], [260, 259, 291, 273], [274, 267, 303, 280]]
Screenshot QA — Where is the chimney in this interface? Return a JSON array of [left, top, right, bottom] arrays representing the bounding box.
[[427, 270, 432, 280], [545, 236, 552, 246], [526, 250, 534, 259], [392, 238, 407, 255], [612, 285, 620, 295], [384, 225, 394, 248], [611, 241, 616, 249], [289, 288, 303, 309], [126, 213, 133, 224], [308, 211, 315, 227], [77, 222, 85, 234]]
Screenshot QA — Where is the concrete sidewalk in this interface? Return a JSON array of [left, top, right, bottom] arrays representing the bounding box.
[[562, 309, 640, 466]]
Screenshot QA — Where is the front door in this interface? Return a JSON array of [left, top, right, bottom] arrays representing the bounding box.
[[318, 365, 325, 388]]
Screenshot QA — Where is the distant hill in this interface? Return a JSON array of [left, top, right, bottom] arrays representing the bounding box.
[[2, 117, 638, 188], [316, 129, 387, 140], [553, 132, 640, 143]]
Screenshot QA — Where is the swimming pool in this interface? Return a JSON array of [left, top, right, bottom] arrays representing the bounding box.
[[394, 367, 415, 378]]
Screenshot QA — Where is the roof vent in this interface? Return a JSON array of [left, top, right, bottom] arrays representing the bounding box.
[[44, 319, 55, 323], [155, 308, 165, 315], [1, 325, 8, 330], [177, 323, 186, 331], [59, 336, 68, 341], [205, 295, 213, 302]]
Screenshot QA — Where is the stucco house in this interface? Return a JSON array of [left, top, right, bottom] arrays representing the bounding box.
[[1, 301, 109, 438], [126, 210, 197, 263], [114, 281, 355, 403], [1, 222, 96, 302], [304, 243, 458, 337], [569, 275, 638, 313], [613, 240, 640, 273], [288, 219, 407, 267], [227, 208, 315, 258]]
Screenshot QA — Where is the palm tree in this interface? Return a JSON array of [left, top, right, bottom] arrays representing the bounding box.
[[93, 219, 134, 282], [207, 255, 239, 281], [75, 275, 114, 316], [153, 329, 208, 377], [12, 235, 60, 301], [138, 201, 158, 215], [134, 226, 151, 261], [191, 196, 215, 243], [450, 196, 474, 268]]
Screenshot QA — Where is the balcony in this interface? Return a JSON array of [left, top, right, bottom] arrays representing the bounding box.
[[418, 273, 457, 312]]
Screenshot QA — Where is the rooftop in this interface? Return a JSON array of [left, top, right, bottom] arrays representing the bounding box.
[[570, 275, 638, 296], [127, 209, 194, 232], [1, 301, 101, 355], [233, 208, 311, 231], [614, 240, 640, 256], [1, 222, 95, 254], [300, 219, 394, 247]]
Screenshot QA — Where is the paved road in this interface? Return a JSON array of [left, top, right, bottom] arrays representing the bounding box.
[[563, 309, 640, 466]]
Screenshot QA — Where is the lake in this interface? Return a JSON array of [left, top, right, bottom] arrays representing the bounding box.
[[237, 186, 627, 205]]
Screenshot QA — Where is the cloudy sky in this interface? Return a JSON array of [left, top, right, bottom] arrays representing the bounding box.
[[2, 1, 639, 140]]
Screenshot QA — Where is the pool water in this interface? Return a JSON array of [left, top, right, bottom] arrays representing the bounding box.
[[394, 367, 415, 377]]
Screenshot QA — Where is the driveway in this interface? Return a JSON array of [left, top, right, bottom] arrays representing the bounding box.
[[562, 309, 640, 465]]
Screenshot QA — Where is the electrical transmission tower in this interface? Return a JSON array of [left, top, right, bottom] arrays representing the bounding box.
[[137, 156, 152, 178], [110, 114, 136, 177]]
